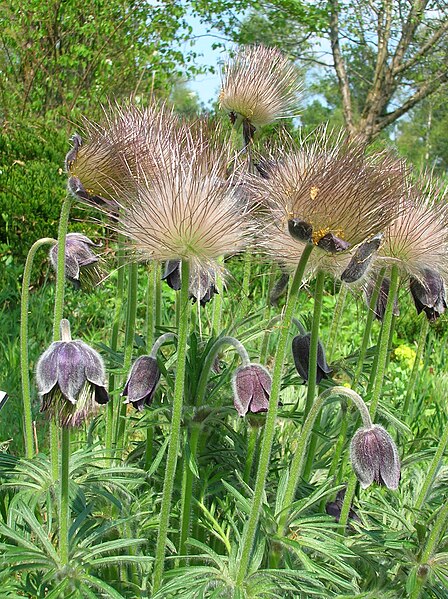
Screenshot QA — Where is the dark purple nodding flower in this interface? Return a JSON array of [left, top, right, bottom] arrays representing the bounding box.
[[288, 218, 313, 243], [122, 355, 161, 411], [325, 488, 361, 524], [341, 234, 382, 283], [232, 364, 272, 417], [317, 232, 351, 254], [365, 277, 400, 321], [292, 333, 332, 384], [162, 260, 218, 306], [410, 268, 447, 321], [50, 233, 102, 290], [36, 336, 109, 427], [350, 424, 400, 490]]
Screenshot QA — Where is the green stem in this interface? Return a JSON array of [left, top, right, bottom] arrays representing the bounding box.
[[211, 258, 224, 335], [146, 263, 156, 350], [339, 265, 400, 532], [59, 426, 70, 565], [326, 284, 347, 362], [403, 317, 429, 415], [106, 248, 125, 455], [178, 423, 201, 557], [195, 336, 250, 406], [414, 418, 448, 511], [21, 237, 56, 458], [51, 196, 72, 479], [330, 269, 384, 487], [301, 270, 326, 481], [279, 387, 371, 535], [409, 502, 448, 599], [114, 262, 138, 454], [155, 263, 162, 332], [303, 270, 325, 418], [352, 269, 385, 388], [260, 316, 281, 365], [235, 244, 313, 586], [152, 260, 191, 593], [243, 426, 258, 484]]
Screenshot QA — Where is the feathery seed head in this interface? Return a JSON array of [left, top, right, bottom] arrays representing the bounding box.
[[379, 179, 448, 282], [219, 45, 302, 128], [114, 125, 253, 268], [66, 103, 177, 203], [250, 133, 406, 277]]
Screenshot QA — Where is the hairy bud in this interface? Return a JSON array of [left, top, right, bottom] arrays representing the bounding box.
[[232, 364, 272, 417], [122, 355, 161, 411], [350, 424, 400, 490]]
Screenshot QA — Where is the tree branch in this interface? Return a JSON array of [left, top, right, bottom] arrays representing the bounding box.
[[328, 0, 354, 133]]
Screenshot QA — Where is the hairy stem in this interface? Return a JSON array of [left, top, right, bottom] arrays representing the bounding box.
[[235, 244, 313, 586], [339, 265, 399, 531], [21, 238, 56, 458], [153, 260, 191, 593], [326, 284, 347, 362], [403, 316, 429, 415]]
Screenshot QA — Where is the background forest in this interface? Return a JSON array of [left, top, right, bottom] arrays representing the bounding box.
[[1, 1, 448, 598]]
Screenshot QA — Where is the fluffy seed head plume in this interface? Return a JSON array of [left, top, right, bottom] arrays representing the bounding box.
[[219, 45, 301, 127], [66, 102, 177, 203], [379, 177, 448, 282], [112, 123, 252, 268], [250, 132, 406, 276]]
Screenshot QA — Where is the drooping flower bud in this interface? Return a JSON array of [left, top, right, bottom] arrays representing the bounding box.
[[162, 260, 218, 306], [122, 355, 161, 411], [365, 277, 400, 321], [232, 364, 272, 417], [292, 333, 332, 384], [36, 320, 109, 427], [50, 233, 102, 290], [350, 424, 400, 490], [325, 488, 360, 523], [410, 268, 447, 321], [341, 234, 382, 283]]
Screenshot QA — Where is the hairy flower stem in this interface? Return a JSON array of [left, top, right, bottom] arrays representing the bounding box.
[[272, 387, 371, 566], [60, 426, 70, 565], [153, 260, 191, 593], [301, 270, 326, 480], [235, 244, 313, 586], [353, 269, 385, 387], [243, 426, 259, 484], [211, 257, 224, 335], [260, 315, 281, 365], [114, 262, 138, 456], [21, 238, 56, 458], [326, 284, 347, 362], [51, 196, 72, 480], [409, 501, 448, 599], [143, 263, 157, 469], [403, 316, 429, 415], [106, 246, 125, 455], [414, 417, 448, 511], [178, 335, 251, 558], [59, 319, 72, 566], [329, 269, 385, 485], [339, 265, 400, 532]]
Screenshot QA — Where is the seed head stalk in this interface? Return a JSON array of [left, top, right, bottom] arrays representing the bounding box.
[[302, 269, 326, 480], [153, 260, 191, 593], [329, 268, 385, 487], [235, 244, 313, 587], [105, 242, 125, 455], [51, 196, 72, 480], [338, 264, 400, 532], [114, 262, 138, 456], [20, 237, 56, 458], [409, 501, 448, 599], [403, 316, 429, 415], [178, 335, 251, 558]]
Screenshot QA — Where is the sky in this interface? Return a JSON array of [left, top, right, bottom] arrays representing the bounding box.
[[180, 14, 230, 106]]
